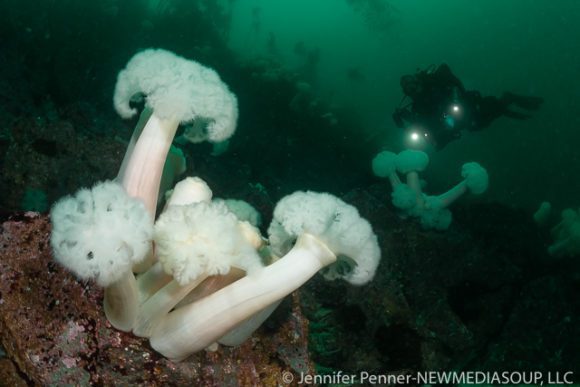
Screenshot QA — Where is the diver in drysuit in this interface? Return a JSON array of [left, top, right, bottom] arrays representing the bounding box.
[[393, 64, 544, 149]]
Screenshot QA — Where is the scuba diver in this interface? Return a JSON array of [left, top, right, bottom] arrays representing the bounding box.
[[393, 64, 544, 149]]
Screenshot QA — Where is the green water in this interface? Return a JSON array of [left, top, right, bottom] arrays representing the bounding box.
[[1, 0, 578, 212], [228, 0, 580, 212]]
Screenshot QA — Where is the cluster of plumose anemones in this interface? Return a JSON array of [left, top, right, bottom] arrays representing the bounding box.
[[372, 149, 489, 230], [50, 49, 381, 362]]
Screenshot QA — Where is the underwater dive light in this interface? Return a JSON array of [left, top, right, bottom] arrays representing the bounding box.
[[406, 126, 429, 149]]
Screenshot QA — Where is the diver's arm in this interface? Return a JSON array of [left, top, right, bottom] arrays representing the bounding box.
[[393, 107, 416, 128]]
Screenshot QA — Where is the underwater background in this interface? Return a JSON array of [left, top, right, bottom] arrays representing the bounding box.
[[1, 0, 579, 384], [1, 0, 579, 213]]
